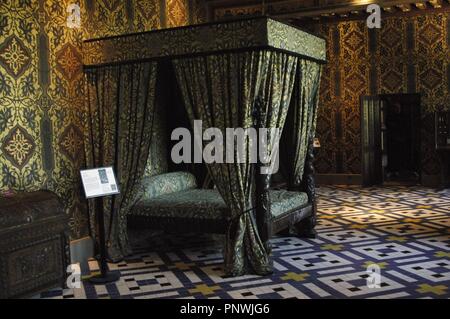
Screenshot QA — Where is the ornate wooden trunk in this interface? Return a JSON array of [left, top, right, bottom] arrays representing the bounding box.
[[0, 191, 70, 299]]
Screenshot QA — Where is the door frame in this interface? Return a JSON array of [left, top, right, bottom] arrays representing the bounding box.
[[360, 96, 383, 186], [361, 93, 422, 186]]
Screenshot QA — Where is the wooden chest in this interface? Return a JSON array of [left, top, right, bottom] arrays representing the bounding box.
[[0, 191, 70, 298]]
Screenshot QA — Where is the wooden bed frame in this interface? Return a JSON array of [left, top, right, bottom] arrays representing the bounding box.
[[128, 136, 318, 246]]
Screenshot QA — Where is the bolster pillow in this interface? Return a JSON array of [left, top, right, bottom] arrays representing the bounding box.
[[139, 171, 198, 199]]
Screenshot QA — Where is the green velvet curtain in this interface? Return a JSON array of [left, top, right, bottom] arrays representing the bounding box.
[[257, 52, 298, 171], [85, 62, 158, 261], [281, 60, 322, 189], [173, 51, 298, 276]]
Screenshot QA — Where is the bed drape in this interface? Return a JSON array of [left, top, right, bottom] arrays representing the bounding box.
[[254, 52, 298, 256], [257, 52, 298, 165], [173, 51, 298, 276], [281, 60, 322, 189], [85, 62, 158, 261]]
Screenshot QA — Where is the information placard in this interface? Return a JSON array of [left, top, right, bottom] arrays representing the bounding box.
[[80, 167, 120, 199]]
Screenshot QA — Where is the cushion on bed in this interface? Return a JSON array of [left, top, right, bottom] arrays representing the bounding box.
[[133, 189, 228, 220], [132, 188, 308, 220], [138, 171, 197, 200], [270, 190, 309, 217]]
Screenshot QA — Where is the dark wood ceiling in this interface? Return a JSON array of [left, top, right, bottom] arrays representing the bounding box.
[[204, 0, 450, 23]]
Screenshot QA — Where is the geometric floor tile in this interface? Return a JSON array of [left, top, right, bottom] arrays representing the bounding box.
[[318, 271, 404, 297], [316, 219, 343, 229], [353, 243, 422, 260], [271, 237, 313, 252], [37, 185, 450, 299], [376, 223, 436, 236], [341, 213, 396, 224], [319, 229, 377, 243], [407, 197, 450, 205], [417, 235, 450, 251], [227, 283, 310, 299], [280, 251, 352, 270], [388, 209, 446, 219], [318, 206, 368, 215], [427, 218, 450, 228], [399, 260, 450, 282], [359, 202, 412, 211]]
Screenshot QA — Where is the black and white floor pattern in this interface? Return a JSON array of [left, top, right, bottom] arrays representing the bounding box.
[[39, 186, 450, 299]]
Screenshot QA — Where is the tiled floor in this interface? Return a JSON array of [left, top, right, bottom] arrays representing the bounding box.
[[39, 186, 450, 299]]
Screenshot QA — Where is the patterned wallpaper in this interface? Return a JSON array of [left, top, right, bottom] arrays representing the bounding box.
[[0, 0, 190, 240], [183, 4, 450, 177], [83, 0, 189, 38], [312, 12, 450, 176], [0, 0, 87, 239]]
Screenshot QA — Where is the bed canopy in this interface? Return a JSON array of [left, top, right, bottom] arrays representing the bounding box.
[[83, 17, 326, 277]]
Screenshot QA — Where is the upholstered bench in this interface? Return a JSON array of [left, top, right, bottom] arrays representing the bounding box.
[[129, 172, 312, 235]]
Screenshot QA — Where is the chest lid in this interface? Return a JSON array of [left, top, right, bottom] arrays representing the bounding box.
[[0, 190, 65, 231]]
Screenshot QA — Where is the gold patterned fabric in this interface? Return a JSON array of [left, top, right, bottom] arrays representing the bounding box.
[[82, 17, 327, 66], [257, 52, 298, 171], [138, 171, 198, 199], [84, 62, 157, 261], [281, 60, 322, 188], [173, 50, 299, 276], [132, 172, 309, 220]]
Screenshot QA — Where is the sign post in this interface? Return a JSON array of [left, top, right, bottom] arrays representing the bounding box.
[[80, 167, 120, 284]]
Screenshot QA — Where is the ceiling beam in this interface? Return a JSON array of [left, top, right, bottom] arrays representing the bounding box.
[[209, 0, 449, 21], [257, 0, 430, 19]]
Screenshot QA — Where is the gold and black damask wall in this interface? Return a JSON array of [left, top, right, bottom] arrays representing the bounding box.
[[0, 0, 193, 240], [167, 8, 449, 178], [0, 0, 87, 239], [202, 4, 450, 180], [312, 12, 449, 178]]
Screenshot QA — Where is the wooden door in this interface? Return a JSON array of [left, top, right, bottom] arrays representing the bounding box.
[[361, 96, 383, 186]]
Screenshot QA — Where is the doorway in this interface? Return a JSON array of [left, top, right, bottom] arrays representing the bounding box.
[[361, 94, 421, 186]]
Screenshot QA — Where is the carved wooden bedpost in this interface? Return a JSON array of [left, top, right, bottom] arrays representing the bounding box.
[[255, 169, 273, 257], [253, 98, 273, 261], [296, 136, 317, 238]]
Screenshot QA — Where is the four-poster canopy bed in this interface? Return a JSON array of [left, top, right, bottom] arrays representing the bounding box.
[[82, 17, 326, 277]]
